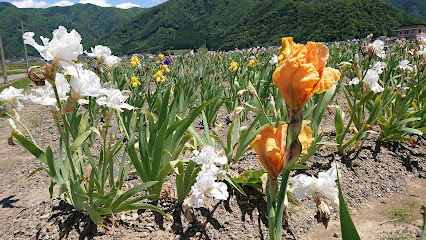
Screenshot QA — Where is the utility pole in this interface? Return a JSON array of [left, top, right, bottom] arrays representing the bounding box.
[[21, 20, 29, 75], [0, 32, 7, 84]]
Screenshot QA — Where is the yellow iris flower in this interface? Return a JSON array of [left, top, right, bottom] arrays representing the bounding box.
[[152, 70, 166, 83], [158, 53, 164, 60], [248, 59, 256, 67], [161, 64, 171, 72], [229, 61, 238, 72], [130, 76, 141, 87], [130, 55, 140, 67], [273, 37, 341, 111], [250, 124, 314, 177]]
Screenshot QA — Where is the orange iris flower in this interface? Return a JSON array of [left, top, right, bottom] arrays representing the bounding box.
[[250, 124, 314, 177], [273, 37, 341, 111]]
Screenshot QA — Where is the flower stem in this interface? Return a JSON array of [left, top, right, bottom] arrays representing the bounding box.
[[274, 107, 302, 236], [6, 112, 38, 147], [52, 84, 77, 179], [267, 176, 279, 240]]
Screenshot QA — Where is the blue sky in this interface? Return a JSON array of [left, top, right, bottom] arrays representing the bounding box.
[[2, 0, 167, 9]]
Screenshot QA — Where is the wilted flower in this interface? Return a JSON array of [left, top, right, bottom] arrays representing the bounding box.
[[0, 86, 27, 111], [96, 88, 134, 112], [250, 123, 314, 177], [273, 37, 340, 111], [291, 162, 339, 207], [23, 26, 83, 64], [229, 106, 245, 121]]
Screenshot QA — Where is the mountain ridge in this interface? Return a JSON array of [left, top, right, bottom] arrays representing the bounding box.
[[101, 0, 423, 54], [0, 2, 143, 58]]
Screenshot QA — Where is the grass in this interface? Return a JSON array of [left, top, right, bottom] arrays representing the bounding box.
[[0, 77, 32, 92], [5, 62, 44, 70], [389, 201, 416, 224], [6, 70, 27, 75]]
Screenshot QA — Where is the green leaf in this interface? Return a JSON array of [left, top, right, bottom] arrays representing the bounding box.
[[111, 181, 158, 210], [293, 164, 309, 170], [113, 203, 165, 216], [337, 165, 360, 240], [70, 130, 92, 152], [12, 132, 46, 164], [26, 166, 47, 179], [81, 203, 105, 226], [225, 173, 246, 196], [397, 128, 423, 135]]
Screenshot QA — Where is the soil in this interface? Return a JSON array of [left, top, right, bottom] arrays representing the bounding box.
[[0, 82, 425, 240]]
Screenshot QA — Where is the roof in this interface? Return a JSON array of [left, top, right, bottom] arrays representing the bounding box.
[[397, 24, 426, 30]]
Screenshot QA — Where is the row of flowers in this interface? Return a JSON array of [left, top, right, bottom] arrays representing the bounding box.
[[0, 26, 424, 239]]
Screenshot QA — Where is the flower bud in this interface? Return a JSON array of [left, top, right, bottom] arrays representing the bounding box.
[[247, 84, 258, 98], [236, 89, 246, 105], [61, 96, 77, 114], [337, 61, 352, 72], [244, 103, 262, 113], [229, 106, 245, 121]]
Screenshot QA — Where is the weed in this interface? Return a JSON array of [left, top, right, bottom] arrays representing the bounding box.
[[389, 201, 416, 223]]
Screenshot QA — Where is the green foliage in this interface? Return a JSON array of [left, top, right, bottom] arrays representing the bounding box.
[[102, 0, 422, 54], [380, 0, 426, 20], [337, 166, 361, 240], [0, 2, 143, 59]]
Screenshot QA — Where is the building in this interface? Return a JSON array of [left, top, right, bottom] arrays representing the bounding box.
[[396, 24, 426, 39]]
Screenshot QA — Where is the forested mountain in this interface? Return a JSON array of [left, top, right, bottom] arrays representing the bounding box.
[[0, 2, 143, 58], [0, 0, 424, 58], [101, 0, 422, 54], [379, 0, 426, 20]]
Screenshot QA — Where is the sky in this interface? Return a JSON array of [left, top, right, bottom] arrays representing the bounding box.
[[2, 0, 167, 9]]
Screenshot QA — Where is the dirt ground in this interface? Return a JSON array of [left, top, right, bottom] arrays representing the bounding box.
[[0, 83, 425, 240]]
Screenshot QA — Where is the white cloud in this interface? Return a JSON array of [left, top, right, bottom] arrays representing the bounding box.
[[11, 0, 49, 8], [78, 0, 112, 7], [52, 0, 74, 6], [116, 2, 140, 9]]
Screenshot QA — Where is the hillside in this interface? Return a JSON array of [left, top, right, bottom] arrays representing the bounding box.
[[380, 0, 426, 20], [0, 2, 143, 59], [102, 0, 422, 54]]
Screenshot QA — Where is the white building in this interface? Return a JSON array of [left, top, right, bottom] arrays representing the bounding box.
[[396, 24, 426, 39]]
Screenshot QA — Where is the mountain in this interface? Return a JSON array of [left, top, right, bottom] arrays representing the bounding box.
[[102, 0, 422, 55], [379, 0, 425, 20], [301, 0, 426, 20], [0, 2, 143, 59]]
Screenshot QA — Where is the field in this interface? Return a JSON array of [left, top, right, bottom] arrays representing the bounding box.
[[0, 33, 425, 240]]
